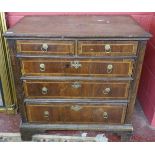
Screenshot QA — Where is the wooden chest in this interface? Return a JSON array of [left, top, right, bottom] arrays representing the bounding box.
[[4, 15, 151, 141]]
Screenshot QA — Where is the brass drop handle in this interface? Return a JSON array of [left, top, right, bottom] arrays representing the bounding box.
[[107, 64, 113, 73], [72, 82, 81, 89], [70, 61, 82, 69], [103, 87, 111, 95], [103, 112, 108, 119], [105, 44, 111, 53], [43, 111, 49, 118], [42, 87, 48, 95], [39, 63, 45, 72], [41, 43, 48, 52]]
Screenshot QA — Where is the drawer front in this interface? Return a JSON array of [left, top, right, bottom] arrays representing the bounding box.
[[21, 59, 133, 77], [16, 40, 75, 55], [78, 41, 138, 56], [23, 81, 130, 99], [26, 104, 127, 124]]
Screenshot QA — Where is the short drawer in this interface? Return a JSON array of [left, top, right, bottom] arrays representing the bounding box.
[[23, 80, 130, 99], [78, 41, 138, 56], [21, 59, 134, 77], [16, 40, 75, 55], [26, 103, 127, 124]]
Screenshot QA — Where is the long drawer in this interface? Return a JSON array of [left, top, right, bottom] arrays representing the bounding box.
[[23, 80, 130, 99], [78, 41, 138, 56], [21, 59, 134, 77], [26, 103, 127, 124], [16, 40, 75, 55]]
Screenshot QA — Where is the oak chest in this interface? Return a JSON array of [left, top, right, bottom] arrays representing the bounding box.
[[4, 15, 151, 141]]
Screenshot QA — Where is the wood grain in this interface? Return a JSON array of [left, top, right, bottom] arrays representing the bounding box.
[[125, 41, 148, 123], [4, 15, 151, 38], [23, 80, 130, 99], [16, 40, 75, 55], [4, 15, 151, 141], [26, 103, 127, 124], [21, 59, 134, 77], [78, 41, 138, 56]]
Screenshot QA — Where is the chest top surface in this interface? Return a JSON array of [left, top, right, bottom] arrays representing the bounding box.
[[4, 15, 151, 39]]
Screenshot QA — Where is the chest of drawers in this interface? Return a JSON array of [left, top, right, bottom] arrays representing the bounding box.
[[4, 15, 151, 141]]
